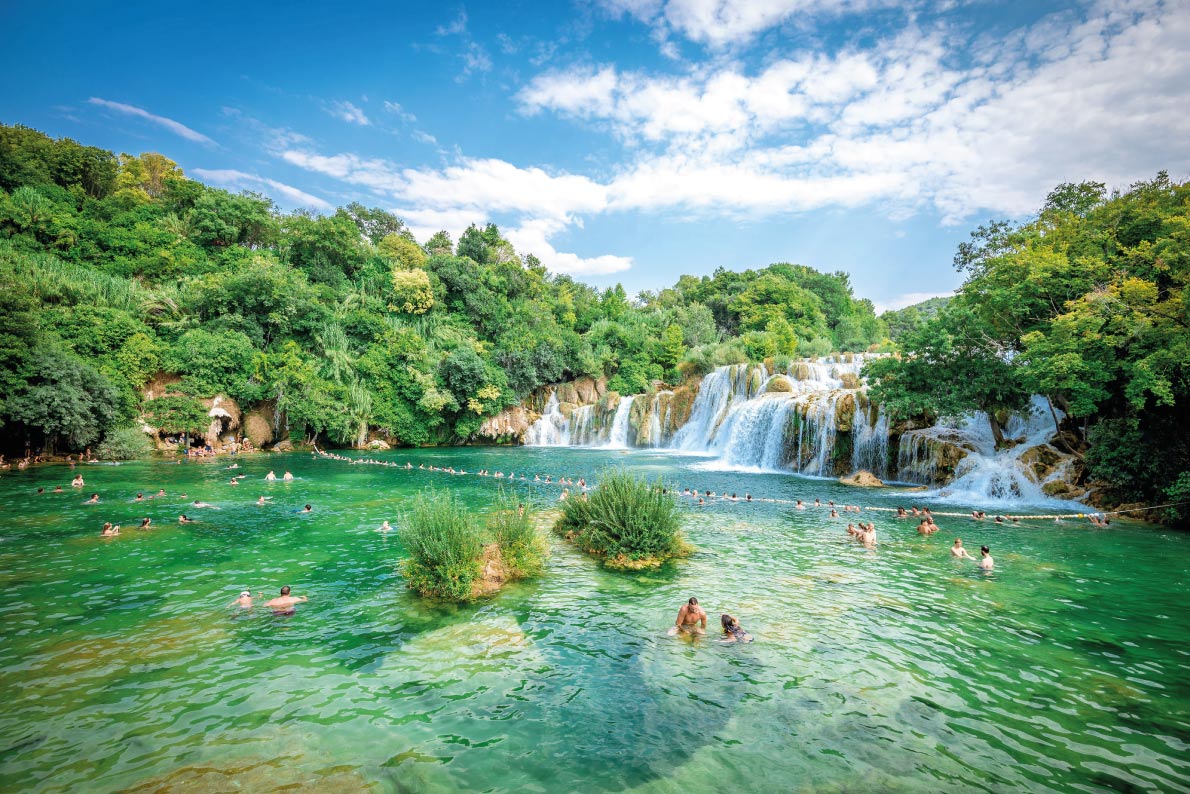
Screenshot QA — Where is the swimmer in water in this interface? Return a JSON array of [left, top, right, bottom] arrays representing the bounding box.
[[71, 475, 84, 487], [265, 585, 307, 616], [795, 500, 805, 509], [151, 489, 166, 499], [138, 517, 152, 530], [298, 504, 313, 513], [378, 520, 392, 532], [134, 493, 144, 501], [979, 546, 994, 570], [670, 597, 707, 636], [85, 493, 99, 504], [100, 522, 119, 537], [179, 514, 197, 524], [719, 614, 753, 643], [233, 590, 255, 608], [282, 472, 294, 481], [192, 500, 220, 509], [53, 486, 64, 493], [265, 471, 277, 481], [951, 538, 973, 559], [257, 496, 271, 505]]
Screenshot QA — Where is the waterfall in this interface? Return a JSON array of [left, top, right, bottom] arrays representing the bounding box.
[[793, 392, 845, 477], [713, 394, 800, 470], [524, 392, 569, 447], [851, 402, 890, 478], [897, 396, 1076, 506], [570, 405, 595, 446], [603, 396, 637, 449], [647, 391, 672, 448], [671, 364, 767, 451]]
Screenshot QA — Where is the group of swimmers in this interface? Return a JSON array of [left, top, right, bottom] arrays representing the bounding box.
[[232, 585, 307, 616]]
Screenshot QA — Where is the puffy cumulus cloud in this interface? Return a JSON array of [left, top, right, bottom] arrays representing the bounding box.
[[506, 218, 633, 276], [191, 168, 331, 210], [597, 0, 906, 49], [88, 98, 215, 145], [522, 0, 1190, 221]]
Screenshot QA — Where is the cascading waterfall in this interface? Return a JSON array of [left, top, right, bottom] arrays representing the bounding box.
[[524, 392, 569, 447], [647, 391, 673, 448], [851, 402, 890, 478], [519, 354, 1080, 507], [603, 395, 637, 449]]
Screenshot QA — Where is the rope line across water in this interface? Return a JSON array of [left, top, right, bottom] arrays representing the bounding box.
[[312, 449, 1186, 522]]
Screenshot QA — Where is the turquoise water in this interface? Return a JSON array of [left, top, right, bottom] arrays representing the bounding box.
[[0, 448, 1187, 793]]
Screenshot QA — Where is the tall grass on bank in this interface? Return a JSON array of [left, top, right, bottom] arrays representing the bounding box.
[[553, 470, 688, 570], [398, 490, 484, 601], [487, 494, 548, 580]]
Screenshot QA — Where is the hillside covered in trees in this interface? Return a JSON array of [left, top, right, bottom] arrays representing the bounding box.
[[0, 123, 886, 455]]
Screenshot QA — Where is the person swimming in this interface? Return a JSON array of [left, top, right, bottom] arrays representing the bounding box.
[[298, 504, 313, 513], [720, 614, 753, 643], [265, 471, 277, 481], [378, 520, 392, 532], [265, 585, 307, 616], [951, 538, 973, 559], [179, 514, 196, 524], [233, 590, 254, 608], [282, 472, 294, 481], [85, 493, 99, 504], [979, 546, 994, 570], [192, 500, 220, 509], [100, 522, 119, 537], [138, 517, 152, 530]]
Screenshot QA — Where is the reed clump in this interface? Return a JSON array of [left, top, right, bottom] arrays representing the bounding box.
[[553, 470, 688, 570], [487, 497, 549, 580], [398, 490, 484, 601]]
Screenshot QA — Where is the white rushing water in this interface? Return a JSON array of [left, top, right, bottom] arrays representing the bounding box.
[[524, 392, 569, 447], [602, 395, 637, 449], [899, 395, 1073, 507]]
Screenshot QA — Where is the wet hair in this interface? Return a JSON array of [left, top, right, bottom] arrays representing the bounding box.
[[281, 585, 291, 595], [720, 614, 737, 631], [688, 597, 698, 606], [981, 546, 990, 554]]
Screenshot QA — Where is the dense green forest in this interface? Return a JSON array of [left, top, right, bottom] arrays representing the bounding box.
[[0, 123, 884, 455], [865, 176, 1190, 519]]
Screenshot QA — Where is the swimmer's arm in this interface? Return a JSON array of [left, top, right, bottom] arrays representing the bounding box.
[[699, 613, 707, 629], [674, 608, 686, 627]]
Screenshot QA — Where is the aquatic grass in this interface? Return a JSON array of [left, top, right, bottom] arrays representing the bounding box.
[[398, 489, 484, 601], [553, 469, 688, 570], [487, 493, 548, 579]]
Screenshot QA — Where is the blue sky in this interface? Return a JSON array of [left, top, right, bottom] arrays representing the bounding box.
[[2, 0, 1188, 311]]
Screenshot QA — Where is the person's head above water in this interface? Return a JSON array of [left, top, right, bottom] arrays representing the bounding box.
[[280, 585, 291, 595], [981, 545, 990, 555], [688, 597, 698, 606]]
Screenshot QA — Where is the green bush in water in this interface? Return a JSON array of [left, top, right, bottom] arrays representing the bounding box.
[[399, 490, 483, 601], [487, 495, 548, 579], [96, 426, 154, 460], [553, 469, 687, 570]]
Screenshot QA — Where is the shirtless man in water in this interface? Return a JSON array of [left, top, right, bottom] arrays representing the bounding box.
[[265, 585, 308, 615], [671, 597, 707, 636]]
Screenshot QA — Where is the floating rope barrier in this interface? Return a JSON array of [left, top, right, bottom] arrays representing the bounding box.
[[312, 449, 1185, 523]]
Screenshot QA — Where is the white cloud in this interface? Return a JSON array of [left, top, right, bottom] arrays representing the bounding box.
[[520, 1, 1190, 222], [191, 168, 331, 210], [280, 148, 625, 274], [327, 100, 370, 126], [597, 0, 907, 49], [88, 97, 215, 145], [383, 100, 417, 123]]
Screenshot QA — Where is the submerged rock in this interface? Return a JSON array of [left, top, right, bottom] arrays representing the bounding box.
[[840, 470, 885, 487]]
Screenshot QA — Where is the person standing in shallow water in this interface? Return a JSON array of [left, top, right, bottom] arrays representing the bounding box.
[[670, 597, 707, 636], [979, 546, 995, 570]]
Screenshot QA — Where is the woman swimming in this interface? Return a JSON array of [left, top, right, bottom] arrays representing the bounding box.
[[720, 614, 753, 643]]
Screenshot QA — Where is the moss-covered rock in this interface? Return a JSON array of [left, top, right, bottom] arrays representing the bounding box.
[[834, 393, 856, 433], [766, 375, 794, 393]]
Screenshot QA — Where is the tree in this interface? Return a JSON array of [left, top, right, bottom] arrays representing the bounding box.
[[379, 233, 427, 270], [116, 153, 184, 199], [6, 347, 123, 451]]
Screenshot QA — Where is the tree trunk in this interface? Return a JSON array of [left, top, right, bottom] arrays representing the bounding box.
[[987, 411, 1005, 448]]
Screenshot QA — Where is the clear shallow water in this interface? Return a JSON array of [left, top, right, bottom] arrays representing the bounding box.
[[0, 449, 1187, 793]]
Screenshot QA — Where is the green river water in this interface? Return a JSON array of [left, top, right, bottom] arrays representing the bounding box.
[[0, 448, 1186, 793]]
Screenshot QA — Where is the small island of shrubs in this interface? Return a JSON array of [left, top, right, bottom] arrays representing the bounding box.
[[399, 490, 548, 602], [553, 470, 689, 570]]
